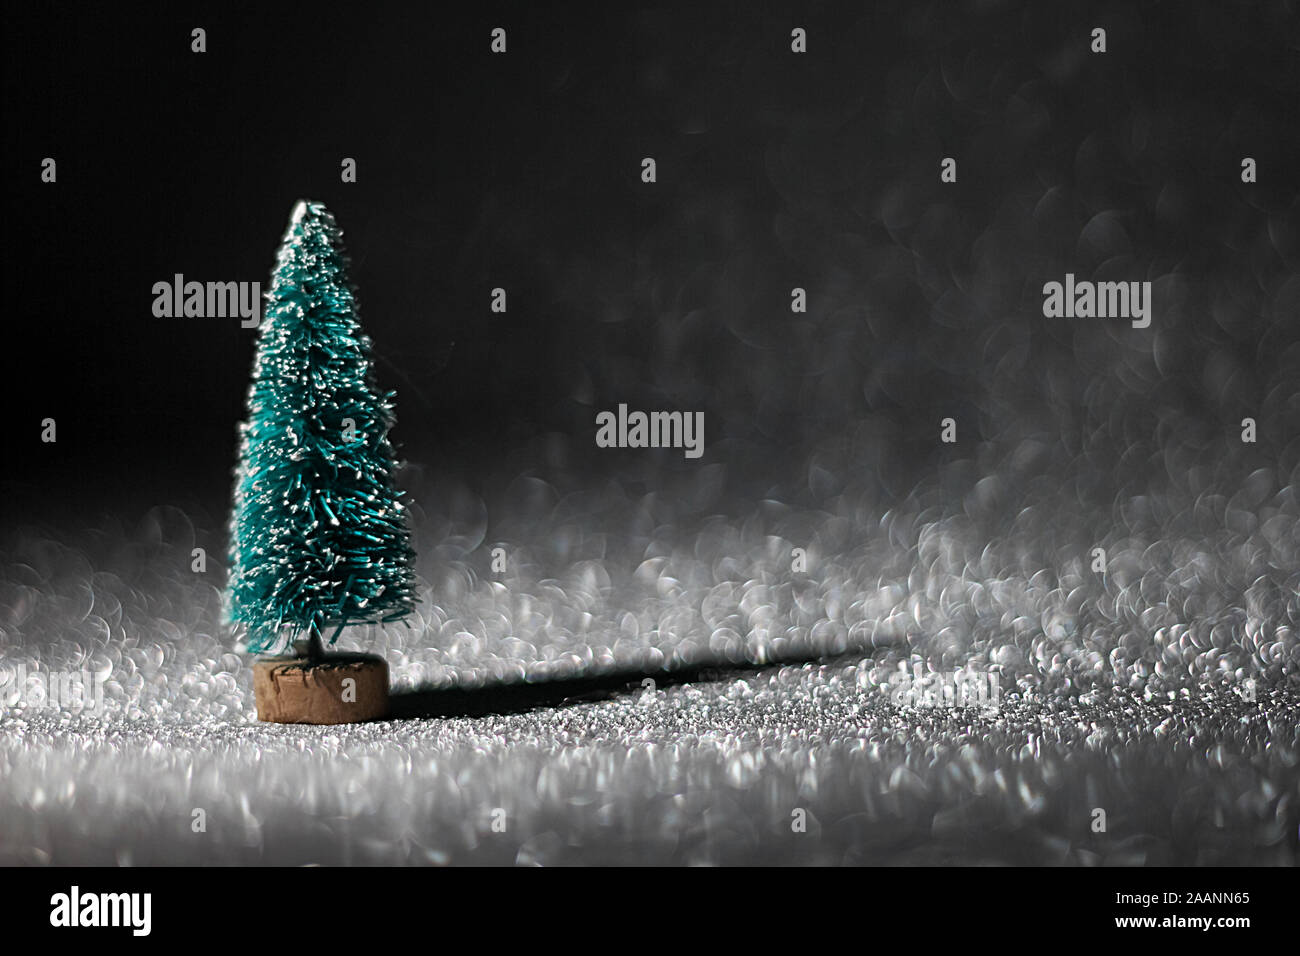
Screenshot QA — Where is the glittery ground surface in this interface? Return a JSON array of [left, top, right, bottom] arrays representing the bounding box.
[[2, 466, 1297, 866], [4, 2, 1299, 868]]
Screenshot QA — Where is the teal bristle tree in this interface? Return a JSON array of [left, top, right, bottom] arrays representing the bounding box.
[[227, 200, 416, 659]]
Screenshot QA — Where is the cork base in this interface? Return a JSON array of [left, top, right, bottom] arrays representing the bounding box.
[[253, 654, 389, 725]]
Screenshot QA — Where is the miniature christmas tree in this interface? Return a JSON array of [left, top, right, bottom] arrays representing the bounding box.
[[227, 200, 416, 667]]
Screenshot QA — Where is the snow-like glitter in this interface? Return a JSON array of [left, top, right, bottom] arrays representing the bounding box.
[[1, 461, 1296, 864]]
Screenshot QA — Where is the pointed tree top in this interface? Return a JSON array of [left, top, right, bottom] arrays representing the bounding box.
[[289, 198, 325, 225]]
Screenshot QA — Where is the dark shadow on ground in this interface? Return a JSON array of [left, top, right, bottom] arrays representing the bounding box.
[[387, 647, 882, 719]]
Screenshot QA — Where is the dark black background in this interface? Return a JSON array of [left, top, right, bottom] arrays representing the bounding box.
[[5, 0, 1299, 528], [5, 863, 1287, 941]]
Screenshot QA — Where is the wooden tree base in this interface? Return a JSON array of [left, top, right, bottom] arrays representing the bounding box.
[[253, 654, 389, 725]]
